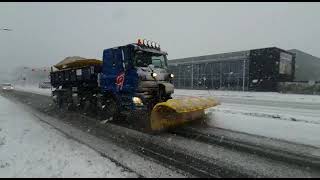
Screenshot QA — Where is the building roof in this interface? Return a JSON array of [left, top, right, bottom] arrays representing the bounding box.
[[168, 47, 293, 65]]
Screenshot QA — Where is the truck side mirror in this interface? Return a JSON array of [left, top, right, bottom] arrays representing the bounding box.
[[122, 47, 133, 71], [124, 61, 131, 71], [123, 62, 127, 69]]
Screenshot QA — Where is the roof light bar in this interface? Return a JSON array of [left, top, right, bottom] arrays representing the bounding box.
[[137, 39, 161, 49]]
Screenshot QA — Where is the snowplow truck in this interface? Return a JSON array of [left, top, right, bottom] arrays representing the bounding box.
[[50, 39, 219, 132]]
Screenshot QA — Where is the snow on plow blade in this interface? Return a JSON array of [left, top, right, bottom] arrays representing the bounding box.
[[150, 97, 220, 131]]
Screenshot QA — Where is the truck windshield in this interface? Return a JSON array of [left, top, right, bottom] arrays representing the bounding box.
[[134, 51, 167, 69]]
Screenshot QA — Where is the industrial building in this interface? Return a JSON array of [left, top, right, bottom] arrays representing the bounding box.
[[168, 47, 295, 91], [288, 49, 320, 82]]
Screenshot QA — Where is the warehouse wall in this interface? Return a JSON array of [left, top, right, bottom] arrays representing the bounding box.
[[168, 47, 295, 91], [288, 49, 320, 82], [168, 51, 250, 91], [169, 61, 249, 91]]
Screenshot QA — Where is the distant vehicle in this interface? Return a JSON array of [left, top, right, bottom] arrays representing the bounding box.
[[1, 83, 14, 91], [39, 81, 51, 89]]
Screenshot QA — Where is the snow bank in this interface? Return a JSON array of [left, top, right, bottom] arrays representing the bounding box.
[[211, 103, 320, 125], [206, 107, 320, 148], [174, 89, 320, 104], [174, 89, 320, 147], [0, 95, 137, 178], [13, 85, 51, 96]]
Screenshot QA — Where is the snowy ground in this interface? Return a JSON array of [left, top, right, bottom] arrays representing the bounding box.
[[174, 89, 320, 148], [13, 85, 51, 96], [0, 95, 137, 178], [11, 84, 320, 148]]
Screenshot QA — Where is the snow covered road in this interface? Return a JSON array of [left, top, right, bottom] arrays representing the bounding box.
[[11, 85, 320, 148], [2, 87, 320, 177], [0, 95, 138, 178], [174, 89, 320, 148]]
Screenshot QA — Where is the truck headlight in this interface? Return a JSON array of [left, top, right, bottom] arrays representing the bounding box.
[[169, 73, 174, 78], [151, 72, 157, 77], [132, 97, 143, 106]]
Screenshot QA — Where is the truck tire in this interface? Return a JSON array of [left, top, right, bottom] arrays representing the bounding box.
[[97, 95, 121, 121], [131, 101, 154, 133], [57, 96, 63, 109], [80, 95, 96, 115], [55, 94, 69, 114], [134, 111, 151, 132]]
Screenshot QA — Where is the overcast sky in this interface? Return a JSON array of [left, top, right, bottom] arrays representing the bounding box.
[[1, 2, 320, 70]]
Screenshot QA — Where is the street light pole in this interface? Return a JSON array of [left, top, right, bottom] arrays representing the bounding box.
[[242, 59, 246, 91]]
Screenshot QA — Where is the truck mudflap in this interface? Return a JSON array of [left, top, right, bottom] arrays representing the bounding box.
[[150, 97, 220, 131]]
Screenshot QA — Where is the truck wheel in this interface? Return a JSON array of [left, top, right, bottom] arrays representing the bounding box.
[[105, 97, 119, 121], [97, 95, 119, 121], [67, 102, 76, 111], [56, 95, 63, 109], [81, 97, 96, 115], [134, 110, 151, 133], [56, 94, 68, 113]]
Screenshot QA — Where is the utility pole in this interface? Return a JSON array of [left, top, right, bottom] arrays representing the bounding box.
[[242, 59, 246, 91], [191, 58, 194, 89], [219, 62, 222, 89]]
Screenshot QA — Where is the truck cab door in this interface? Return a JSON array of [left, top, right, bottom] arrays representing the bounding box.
[[122, 46, 138, 94], [101, 48, 125, 93]]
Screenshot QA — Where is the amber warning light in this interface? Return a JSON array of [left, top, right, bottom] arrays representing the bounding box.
[[137, 39, 160, 49]]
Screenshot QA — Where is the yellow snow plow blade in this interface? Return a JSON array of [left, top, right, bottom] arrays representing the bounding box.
[[150, 97, 220, 131]]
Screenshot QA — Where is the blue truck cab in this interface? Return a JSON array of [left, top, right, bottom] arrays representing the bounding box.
[[99, 40, 174, 116]]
